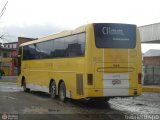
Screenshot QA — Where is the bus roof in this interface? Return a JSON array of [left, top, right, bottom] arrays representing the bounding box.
[[19, 23, 92, 47]]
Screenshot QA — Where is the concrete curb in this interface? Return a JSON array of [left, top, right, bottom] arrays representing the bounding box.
[[1, 76, 17, 80], [142, 87, 160, 92]]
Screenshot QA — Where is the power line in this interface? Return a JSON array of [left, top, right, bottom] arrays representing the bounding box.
[[0, 1, 8, 19], [0, 1, 8, 43]]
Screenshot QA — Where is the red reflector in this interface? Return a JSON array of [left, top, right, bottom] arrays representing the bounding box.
[[138, 73, 142, 84]]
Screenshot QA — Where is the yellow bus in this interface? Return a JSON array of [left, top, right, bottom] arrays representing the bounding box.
[[17, 23, 142, 102]]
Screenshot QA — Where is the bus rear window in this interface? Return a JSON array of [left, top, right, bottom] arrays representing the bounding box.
[[94, 23, 136, 48]]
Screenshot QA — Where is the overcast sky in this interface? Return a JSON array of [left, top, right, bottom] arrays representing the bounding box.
[[0, 0, 160, 52]]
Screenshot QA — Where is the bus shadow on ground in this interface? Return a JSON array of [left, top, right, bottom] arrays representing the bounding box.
[[68, 99, 111, 109], [29, 91, 50, 98], [27, 91, 111, 109]]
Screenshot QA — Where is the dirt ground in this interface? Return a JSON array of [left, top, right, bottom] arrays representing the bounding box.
[[0, 82, 160, 120]]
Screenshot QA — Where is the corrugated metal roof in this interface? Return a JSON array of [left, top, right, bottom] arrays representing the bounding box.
[[144, 49, 160, 57], [139, 23, 160, 43]]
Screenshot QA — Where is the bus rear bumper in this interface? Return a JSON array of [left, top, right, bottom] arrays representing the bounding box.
[[85, 88, 142, 98]]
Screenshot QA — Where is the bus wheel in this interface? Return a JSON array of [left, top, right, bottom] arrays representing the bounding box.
[[59, 82, 66, 102], [50, 81, 56, 99]]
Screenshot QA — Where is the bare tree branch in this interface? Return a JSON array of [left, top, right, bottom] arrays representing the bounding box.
[[0, 34, 5, 39]]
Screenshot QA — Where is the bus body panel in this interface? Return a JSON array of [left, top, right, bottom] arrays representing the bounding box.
[[19, 58, 85, 99]]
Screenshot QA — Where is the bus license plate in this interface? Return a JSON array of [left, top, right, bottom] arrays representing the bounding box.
[[112, 79, 121, 85]]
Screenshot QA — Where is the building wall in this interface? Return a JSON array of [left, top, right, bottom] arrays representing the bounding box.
[[0, 50, 11, 57], [18, 37, 36, 47], [0, 37, 36, 76], [4, 43, 17, 49], [143, 56, 160, 85], [144, 56, 160, 65], [1, 43, 17, 76]]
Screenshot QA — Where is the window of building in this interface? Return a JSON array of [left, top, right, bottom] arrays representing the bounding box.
[[13, 44, 17, 48]]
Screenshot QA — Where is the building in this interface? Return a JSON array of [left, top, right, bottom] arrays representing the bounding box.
[[139, 23, 160, 86], [143, 49, 160, 85], [0, 44, 17, 76], [0, 37, 36, 76], [3, 42, 17, 49], [17, 37, 37, 47]]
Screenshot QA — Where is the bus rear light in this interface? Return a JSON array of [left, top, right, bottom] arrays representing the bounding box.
[[138, 73, 142, 84], [87, 74, 93, 85]]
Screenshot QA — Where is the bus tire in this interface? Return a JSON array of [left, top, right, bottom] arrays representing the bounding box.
[[59, 82, 66, 102], [50, 81, 57, 99]]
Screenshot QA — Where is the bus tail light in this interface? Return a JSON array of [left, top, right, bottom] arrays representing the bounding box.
[[87, 74, 93, 85], [138, 73, 142, 84]]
